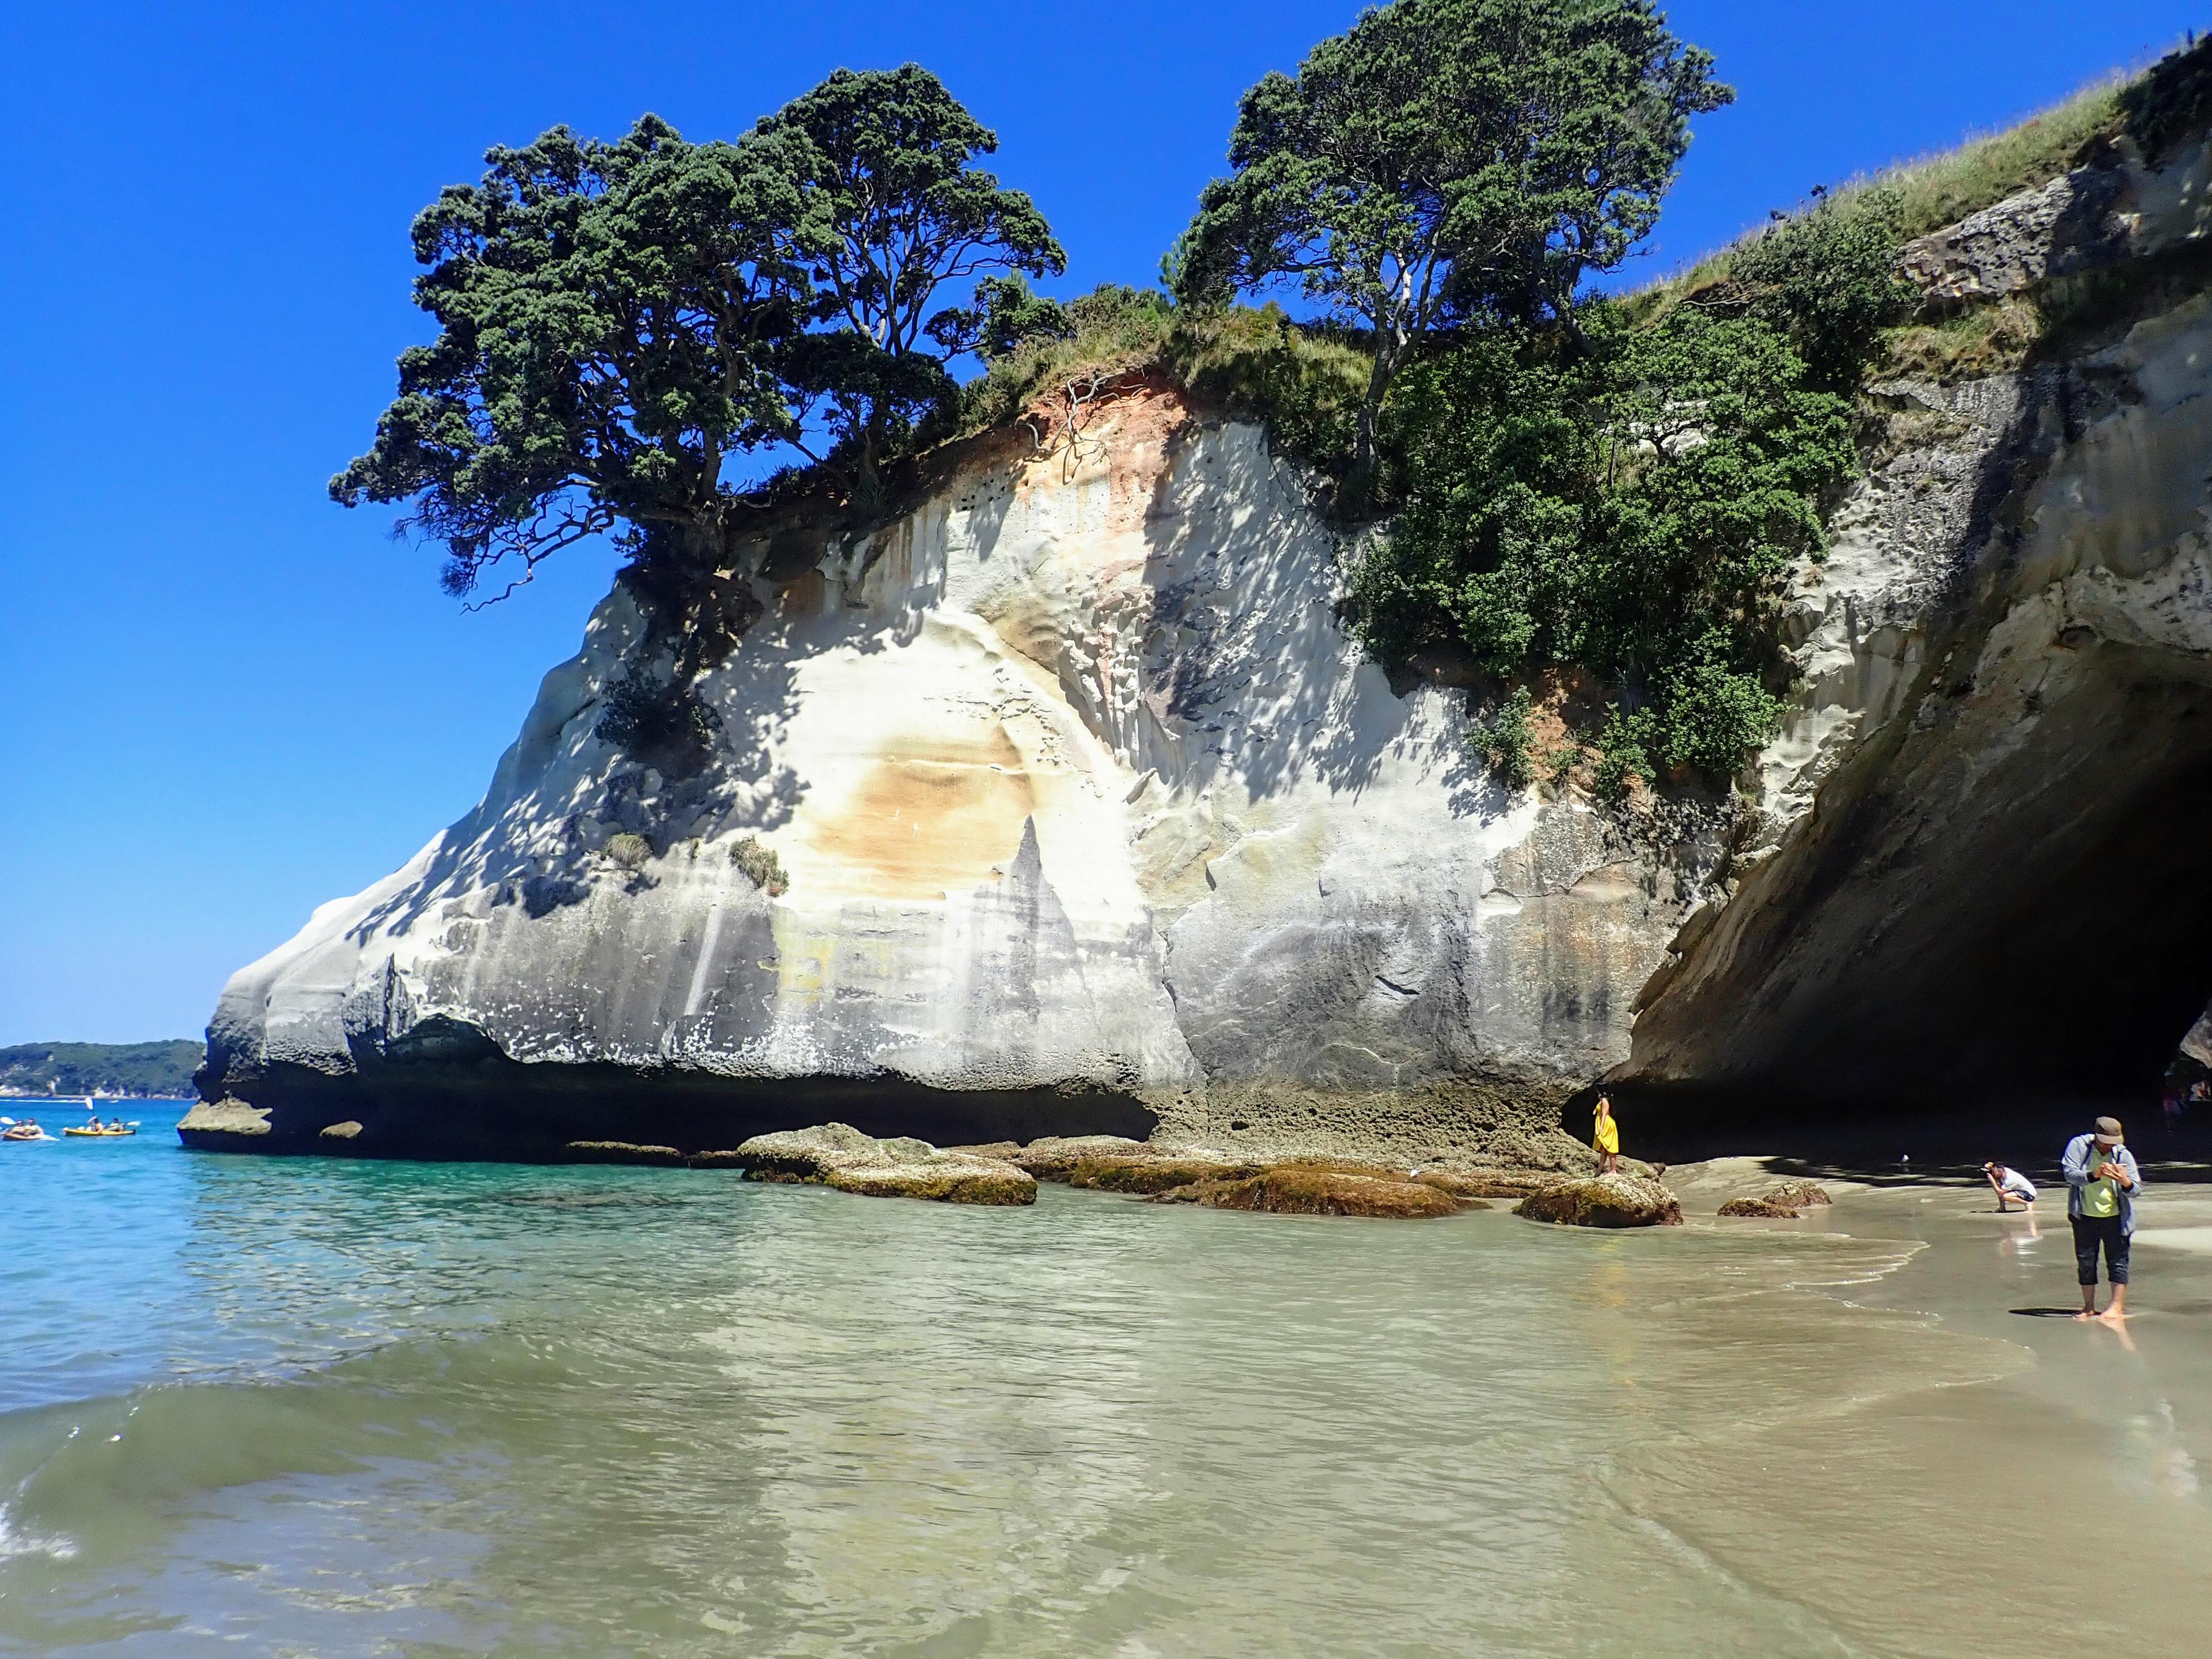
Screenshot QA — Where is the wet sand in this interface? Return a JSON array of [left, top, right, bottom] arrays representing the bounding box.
[[1622, 1162, 2212, 1656]]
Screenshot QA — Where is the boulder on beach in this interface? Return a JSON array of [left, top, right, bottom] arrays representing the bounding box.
[[1161, 1166, 1468, 1218], [1767, 1180, 1832, 1208], [1514, 1173, 1684, 1228], [1718, 1180, 1834, 1218], [734, 1123, 1036, 1205], [1717, 1195, 1800, 1218]]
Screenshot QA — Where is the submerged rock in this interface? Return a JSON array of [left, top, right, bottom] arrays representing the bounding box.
[[1514, 1173, 1684, 1228], [1160, 1166, 1467, 1219], [736, 1123, 1036, 1206]]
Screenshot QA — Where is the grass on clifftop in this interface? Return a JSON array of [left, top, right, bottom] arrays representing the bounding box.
[[957, 285, 1372, 479], [1631, 33, 2212, 381]]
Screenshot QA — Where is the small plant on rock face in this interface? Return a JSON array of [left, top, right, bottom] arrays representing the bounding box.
[[730, 835, 789, 897], [1592, 709, 1656, 804], [604, 832, 654, 869], [1467, 685, 1538, 789]]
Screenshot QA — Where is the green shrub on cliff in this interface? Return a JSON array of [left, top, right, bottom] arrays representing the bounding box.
[[1351, 300, 1852, 783], [730, 835, 789, 897], [1465, 686, 1540, 789]]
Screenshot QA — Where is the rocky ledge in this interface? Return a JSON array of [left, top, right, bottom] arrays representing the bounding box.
[[735, 1123, 1036, 1205]]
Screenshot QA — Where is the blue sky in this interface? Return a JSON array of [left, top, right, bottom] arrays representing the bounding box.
[[0, 1, 2199, 1044]]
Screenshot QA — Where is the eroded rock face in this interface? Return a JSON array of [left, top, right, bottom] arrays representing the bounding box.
[[1896, 134, 2210, 304], [196, 391, 1716, 1160], [736, 1123, 1036, 1205]]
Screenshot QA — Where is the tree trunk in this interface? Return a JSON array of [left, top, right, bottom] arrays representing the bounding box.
[[1345, 336, 1402, 514]]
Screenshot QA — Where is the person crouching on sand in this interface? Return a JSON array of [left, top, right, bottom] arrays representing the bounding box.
[[2063, 1116, 2142, 1324], [1593, 1095, 1620, 1175], [1983, 1162, 2037, 1211]]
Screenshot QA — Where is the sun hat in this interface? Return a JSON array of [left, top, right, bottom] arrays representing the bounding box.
[[2093, 1115, 2124, 1145]]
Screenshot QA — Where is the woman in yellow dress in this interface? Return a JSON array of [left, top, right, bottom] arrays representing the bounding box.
[[1593, 1095, 1620, 1175]]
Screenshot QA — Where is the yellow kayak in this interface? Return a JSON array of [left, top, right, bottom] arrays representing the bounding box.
[[63, 1127, 136, 1138]]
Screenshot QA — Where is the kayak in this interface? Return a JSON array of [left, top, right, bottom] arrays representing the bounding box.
[[2, 1128, 52, 1142], [62, 1127, 137, 1138]]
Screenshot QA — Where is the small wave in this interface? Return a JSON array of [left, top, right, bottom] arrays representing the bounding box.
[[0, 1501, 76, 1563]]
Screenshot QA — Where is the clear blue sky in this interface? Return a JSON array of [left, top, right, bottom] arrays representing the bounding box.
[[0, 2, 2199, 1045]]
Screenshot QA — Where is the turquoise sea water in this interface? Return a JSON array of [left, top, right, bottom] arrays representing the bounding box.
[[5, 1106, 2211, 1657]]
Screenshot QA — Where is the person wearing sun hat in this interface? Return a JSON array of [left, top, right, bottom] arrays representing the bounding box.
[[2062, 1115, 2142, 1324]]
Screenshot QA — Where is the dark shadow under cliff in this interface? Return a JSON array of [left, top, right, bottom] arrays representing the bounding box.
[[185, 1036, 1156, 1163]]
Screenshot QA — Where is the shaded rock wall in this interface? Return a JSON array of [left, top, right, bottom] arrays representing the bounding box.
[[1627, 137, 2212, 1124]]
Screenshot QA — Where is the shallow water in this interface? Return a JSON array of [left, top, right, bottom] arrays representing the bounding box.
[[2, 1108, 2209, 1657]]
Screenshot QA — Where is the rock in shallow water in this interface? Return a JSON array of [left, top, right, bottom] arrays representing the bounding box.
[[1067, 1156, 1265, 1195], [1514, 1173, 1684, 1228], [1718, 1180, 1834, 1218], [735, 1123, 1036, 1206], [1718, 1195, 1800, 1218], [1159, 1166, 1469, 1218]]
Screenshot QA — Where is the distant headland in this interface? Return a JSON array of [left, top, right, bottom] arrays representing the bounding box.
[[0, 1040, 202, 1099]]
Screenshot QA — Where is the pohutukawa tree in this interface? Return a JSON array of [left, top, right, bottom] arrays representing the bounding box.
[[758, 66, 1065, 499], [332, 67, 1061, 604], [1168, 0, 1731, 494]]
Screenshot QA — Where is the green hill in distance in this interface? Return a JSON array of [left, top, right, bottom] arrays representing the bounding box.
[[0, 1040, 203, 1099]]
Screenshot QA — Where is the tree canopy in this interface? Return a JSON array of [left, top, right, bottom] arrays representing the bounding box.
[[332, 67, 1060, 601], [1168, 0, 1730, 485]]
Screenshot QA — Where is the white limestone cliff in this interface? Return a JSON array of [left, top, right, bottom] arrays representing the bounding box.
[[191, 128, 2212, 1158], [194, 391, 1709, 1161]]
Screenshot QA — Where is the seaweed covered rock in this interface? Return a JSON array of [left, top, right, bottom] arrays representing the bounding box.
[[1718, 1180, 1833, 1218], [1718, 1195, 1800, 1218], [1414, 1169, 1555, 1200], [1067, 1155, 1264, 1195], [1767, 1180, 1832, 1208], [1514, 1173, 1683, 1228], [1161, 1166, 1467, 1218], [1010, 1136, 1159, 1181], [736, 1123, 1036, 1205]]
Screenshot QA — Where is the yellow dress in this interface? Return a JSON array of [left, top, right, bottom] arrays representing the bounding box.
[[1594, 1113, 1619, 1156]]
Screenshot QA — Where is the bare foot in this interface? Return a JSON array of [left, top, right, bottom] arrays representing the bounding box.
[[2074, 1309, 2100, 1321], [2099, 1307, 2129, 1325]]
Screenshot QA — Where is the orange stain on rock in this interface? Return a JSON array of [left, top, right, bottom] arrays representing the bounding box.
[[806, 725, 1038, 900]]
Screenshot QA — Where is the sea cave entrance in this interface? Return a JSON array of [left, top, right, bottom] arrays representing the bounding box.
[[1626, 635, 2212, 1149]]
